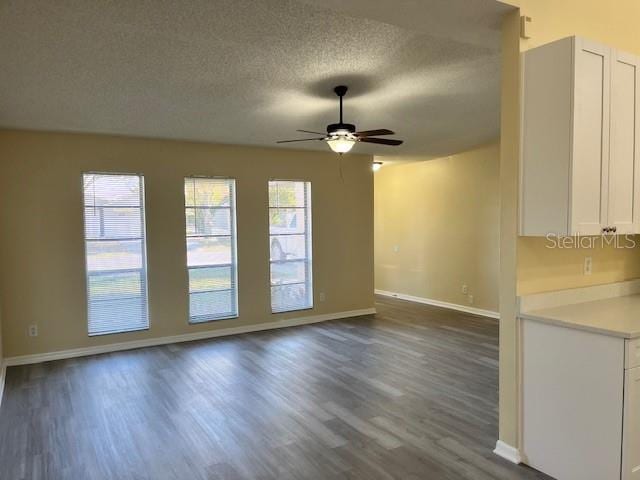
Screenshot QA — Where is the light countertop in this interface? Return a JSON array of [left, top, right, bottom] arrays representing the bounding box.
[[521, 294, 640, 338]]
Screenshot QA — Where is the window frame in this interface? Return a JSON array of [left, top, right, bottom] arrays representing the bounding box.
[[184, 175, 239, 323], [268, 179, 313, 314], [82, 171, 150, 336]]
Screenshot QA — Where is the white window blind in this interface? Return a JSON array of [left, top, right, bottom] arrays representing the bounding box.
[[185, 177, 238, 322], [269, 180, 313, 313], [82, 173, 149, 336]]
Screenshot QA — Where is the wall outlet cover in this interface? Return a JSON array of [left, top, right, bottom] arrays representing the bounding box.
[[584, 256, 593, 275], [462, 284, 469, 295], [28, 325, 38, 337]]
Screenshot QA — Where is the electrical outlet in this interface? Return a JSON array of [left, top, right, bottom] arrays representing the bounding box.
[[584, 256, 593, 275], [28, 324, 38, 337], [319, 292, 326, 302], [468, 295, 474, 305], [462, 284, 468, 295], [393, 245, 400, 253]]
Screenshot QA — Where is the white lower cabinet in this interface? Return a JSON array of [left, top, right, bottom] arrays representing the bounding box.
[[624, 366, 640, 480], [522, 319, 640, 480]]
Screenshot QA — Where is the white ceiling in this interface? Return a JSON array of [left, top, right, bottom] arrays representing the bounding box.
[[0, 0, 513, 157]]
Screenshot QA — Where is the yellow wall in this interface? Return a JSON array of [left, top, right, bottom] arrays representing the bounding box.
[[374, 142, 499, 312], [498, 8, 521, 447], [519, 0, 640, 52], [498, 0, 640, 448], [0, 130, 374, 358], [519, 237, 640, 295]]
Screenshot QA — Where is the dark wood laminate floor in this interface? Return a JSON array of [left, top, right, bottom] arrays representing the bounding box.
[[0, 296, 551, 480]]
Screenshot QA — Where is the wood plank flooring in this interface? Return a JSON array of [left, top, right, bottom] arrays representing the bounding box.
[[0, 296, 551, 479]]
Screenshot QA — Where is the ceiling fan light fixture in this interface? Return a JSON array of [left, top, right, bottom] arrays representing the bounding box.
[[327, 136, 355, 154], [372, 161, 383, 172]]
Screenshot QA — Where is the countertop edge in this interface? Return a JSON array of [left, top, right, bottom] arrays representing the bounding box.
[[519, 312, 637, 339]]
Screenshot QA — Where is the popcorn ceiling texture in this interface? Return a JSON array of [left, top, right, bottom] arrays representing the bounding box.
[[0, 0, 511, 156]]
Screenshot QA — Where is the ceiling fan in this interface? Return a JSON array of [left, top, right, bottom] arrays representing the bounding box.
[[277, 85, 403, 154]]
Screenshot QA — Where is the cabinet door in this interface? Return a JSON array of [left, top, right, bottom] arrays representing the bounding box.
[[624, 366, 640, 480], [522, 319, 624, 479], [609, 51, 640, 234], [571, 38, 610, 235]]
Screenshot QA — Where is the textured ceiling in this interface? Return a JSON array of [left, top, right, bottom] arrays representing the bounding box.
[[0, 0, 513, 156]]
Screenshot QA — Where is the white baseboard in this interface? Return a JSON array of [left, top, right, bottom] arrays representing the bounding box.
[[493, 440, 522, 464], [375, 289, 499, 319], [0, 362, 5, 408], [4, 308, 376, 367]]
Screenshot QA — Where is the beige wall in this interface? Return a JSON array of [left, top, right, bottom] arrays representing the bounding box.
[[519, 237, 640, 295], [0, 130, 374, 358], [498, 0, 640, 448], [374, 142, 499, 312], [498, 8, 521, 448]]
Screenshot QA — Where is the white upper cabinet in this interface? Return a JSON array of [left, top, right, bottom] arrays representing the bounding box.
[[520, 36, 640, 236], [610, 50, 640, 234]]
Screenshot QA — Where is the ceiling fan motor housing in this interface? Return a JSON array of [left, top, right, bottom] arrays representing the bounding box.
[[327, 123, 356, 135]]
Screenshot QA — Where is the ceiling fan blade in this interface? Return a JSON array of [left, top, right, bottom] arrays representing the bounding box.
[[296, 129, 326, 135], [355, 129, 395, 137], [276, 137, 326, 143], [359, 137, 403, 146]]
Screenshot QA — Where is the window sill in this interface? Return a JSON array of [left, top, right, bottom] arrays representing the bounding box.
[[189, 314, 238, 325]]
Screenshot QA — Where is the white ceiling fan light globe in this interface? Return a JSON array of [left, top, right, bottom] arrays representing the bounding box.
[[327, 136, 355, 154]]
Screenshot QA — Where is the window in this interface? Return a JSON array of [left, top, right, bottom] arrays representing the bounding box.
[[268, 180, 313, 313], [82, 173, 149, 335], [184, 177, 238, 322]]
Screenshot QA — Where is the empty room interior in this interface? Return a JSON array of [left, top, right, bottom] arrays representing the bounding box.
[[2, 1, 640, 479]]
